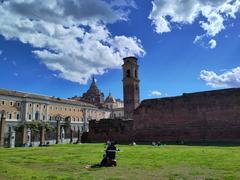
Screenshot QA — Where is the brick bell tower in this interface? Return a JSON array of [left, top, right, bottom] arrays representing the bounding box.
[[122, 56, 140, 119]]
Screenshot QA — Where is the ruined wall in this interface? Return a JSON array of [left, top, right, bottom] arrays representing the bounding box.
[[87, 119, 133, 143], [133, 88, 240, 143]]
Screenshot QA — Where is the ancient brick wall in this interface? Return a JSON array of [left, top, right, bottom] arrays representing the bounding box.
[[87, 119, 133, 143], [133, 88, 240, 143]]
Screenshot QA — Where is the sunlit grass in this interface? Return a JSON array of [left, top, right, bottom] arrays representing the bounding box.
[[0, 144, 240, 179]]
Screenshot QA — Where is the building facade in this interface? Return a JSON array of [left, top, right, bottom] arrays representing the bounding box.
[[71, 78, 124, 119], [104, 93, 124, 119], [0, 89, 110, 147]]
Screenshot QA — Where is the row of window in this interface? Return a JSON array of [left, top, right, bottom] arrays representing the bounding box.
[[1, 100, 20, 107], [27, 114, 83, 122], [49, 106, 83, 113], [48, 116, 83, 122], [27, 103, 85, 113], [28, 103, 46, 109], [7, 112, 84, 122], [6, 113, 20, 120], [28, 114, 46, 121], [1, 100, 103, 115]]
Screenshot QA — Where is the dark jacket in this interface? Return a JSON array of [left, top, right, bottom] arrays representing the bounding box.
[[106, 144, 117, 159]]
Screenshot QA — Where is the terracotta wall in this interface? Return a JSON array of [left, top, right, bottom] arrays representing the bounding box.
[[87, 119, 133, 143], [133, 88, 240, 143]]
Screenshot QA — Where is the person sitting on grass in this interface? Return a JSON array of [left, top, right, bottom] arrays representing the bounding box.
[[85, 141, 120, 169]]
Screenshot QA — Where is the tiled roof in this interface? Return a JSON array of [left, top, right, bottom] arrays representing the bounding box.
[[0, 88, 96, 108]]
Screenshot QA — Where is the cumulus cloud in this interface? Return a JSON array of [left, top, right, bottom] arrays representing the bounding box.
[[0, 0, 145, 84], [193, 35, 217, 49], [200, 67, 240, 88], [208, 39, 217, 49], [149, 0, 240, 46], [149, 90, 162, 97]]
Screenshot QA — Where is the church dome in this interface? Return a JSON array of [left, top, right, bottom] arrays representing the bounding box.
[[81, 77, 105, 105], [105, 92, 116, 103], [87, 77, 101, 95]]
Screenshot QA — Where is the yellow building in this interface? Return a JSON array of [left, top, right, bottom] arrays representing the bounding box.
[[0, 88, 111, 147]]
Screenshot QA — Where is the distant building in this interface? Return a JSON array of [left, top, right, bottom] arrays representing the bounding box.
[[104, 93, 124, 119], [81, 77, 104, 106], [0, 88, 111, 147], [71, 78, 124, 119]]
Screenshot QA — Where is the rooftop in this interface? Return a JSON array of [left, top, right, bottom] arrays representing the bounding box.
[[0, 88, 96, 107]]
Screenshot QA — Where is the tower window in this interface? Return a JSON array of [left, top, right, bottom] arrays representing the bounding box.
[[8, 113, 12, 119], [126, 69, 130, 77], [17, 114, 20, 120], [135, 70, 137, 78]]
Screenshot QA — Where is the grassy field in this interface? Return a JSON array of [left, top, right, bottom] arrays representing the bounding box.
[[0, 144, 240, 180]]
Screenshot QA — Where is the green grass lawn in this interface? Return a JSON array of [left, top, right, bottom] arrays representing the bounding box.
[[0, 144, 240, 180]]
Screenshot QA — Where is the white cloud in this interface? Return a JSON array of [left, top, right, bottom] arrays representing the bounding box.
[[193, 35, 217, 49], [208, 39, 217, 49], [149, 0, 240, 46], [149, 90, 162, 97], [13, 72, 19, 77], [0, 0, 145, 84], [110, 0, 137, 9], [200, 67, 240, 88]]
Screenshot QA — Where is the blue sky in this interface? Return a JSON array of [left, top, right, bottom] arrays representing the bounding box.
[[0, 0, 240, 101]]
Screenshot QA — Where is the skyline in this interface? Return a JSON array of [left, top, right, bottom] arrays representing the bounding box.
[[0, 0, 240, 101]]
